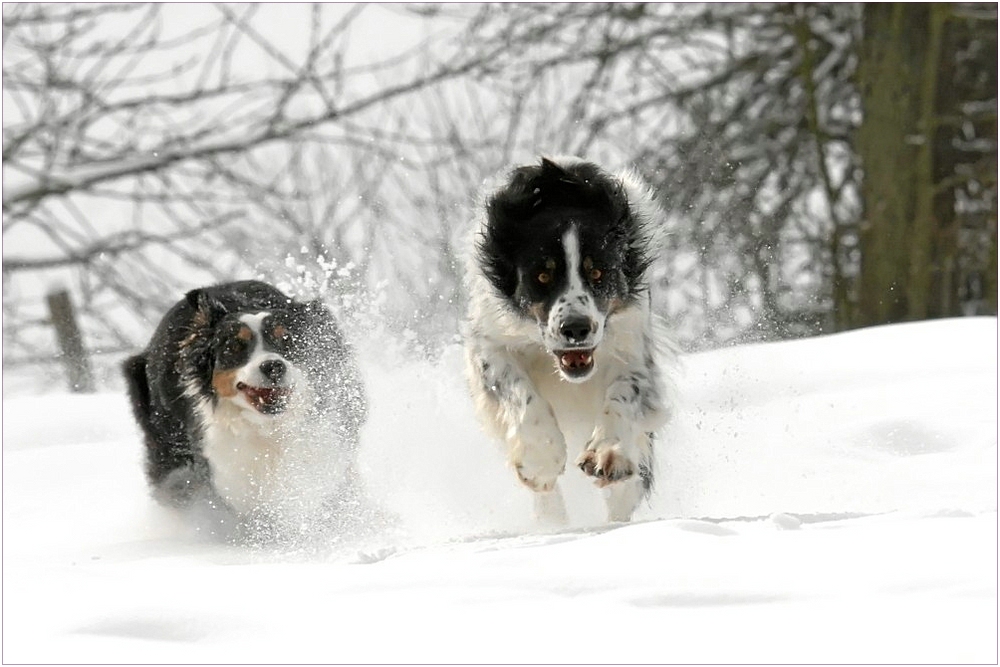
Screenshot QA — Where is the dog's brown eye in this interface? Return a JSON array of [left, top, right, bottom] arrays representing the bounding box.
[[590, 268, 602, 282], [537, 272, 552, 284]]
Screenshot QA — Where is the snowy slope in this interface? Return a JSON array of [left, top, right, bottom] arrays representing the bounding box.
[[3, 318, 997, 663]]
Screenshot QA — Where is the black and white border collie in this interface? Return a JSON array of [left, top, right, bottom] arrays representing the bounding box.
[[123, 280, 366, 535], [464, 156, 672, 524]]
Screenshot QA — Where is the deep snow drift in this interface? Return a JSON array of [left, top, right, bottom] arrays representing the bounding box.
[[3, 317, 997, 663]]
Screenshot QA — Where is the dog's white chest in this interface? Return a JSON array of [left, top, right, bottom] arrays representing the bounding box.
[[202, 407, 288, 514], [200, 400, 348, 518], [523, 348, 607, 449]]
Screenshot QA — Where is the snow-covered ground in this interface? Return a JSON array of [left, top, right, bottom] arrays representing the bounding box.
[[3, 317, 997, 663]]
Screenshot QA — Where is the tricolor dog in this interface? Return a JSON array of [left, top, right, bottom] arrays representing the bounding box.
[[123, 280, 365, 536]]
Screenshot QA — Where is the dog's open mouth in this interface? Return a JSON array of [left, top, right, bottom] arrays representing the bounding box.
[[237, 383, 291, 415], [556, 348, 595, 379]]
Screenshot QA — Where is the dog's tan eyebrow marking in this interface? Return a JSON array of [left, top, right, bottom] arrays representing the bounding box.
[[272, 324, 287, 339], [236, 325, 252, 341]]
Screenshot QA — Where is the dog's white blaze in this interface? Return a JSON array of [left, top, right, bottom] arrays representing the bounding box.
[[562, 226, 584, 295]]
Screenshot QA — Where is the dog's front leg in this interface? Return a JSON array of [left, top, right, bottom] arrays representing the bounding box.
[[468, 345, 568, 522], [578, 374, 645, 486], [578, 368, 663, 521]]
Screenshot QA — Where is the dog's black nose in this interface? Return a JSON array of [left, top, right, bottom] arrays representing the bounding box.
[[559, 317, 594, 343], [259, 359, 286, 383]]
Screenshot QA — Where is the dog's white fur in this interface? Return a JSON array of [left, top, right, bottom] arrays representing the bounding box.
[[464, 157, 673, 524]]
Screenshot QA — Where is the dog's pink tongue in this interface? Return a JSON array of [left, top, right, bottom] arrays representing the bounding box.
[[560, 350, 592, 369], [254, 388, 277, 402], [243, 386, 290, 412]]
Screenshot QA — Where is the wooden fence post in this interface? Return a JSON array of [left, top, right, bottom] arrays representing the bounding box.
[[46, 289, 95, 393]]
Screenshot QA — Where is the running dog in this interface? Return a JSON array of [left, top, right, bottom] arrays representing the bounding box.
[[463, 157, 672, 523], [123, 280, 366, 536]]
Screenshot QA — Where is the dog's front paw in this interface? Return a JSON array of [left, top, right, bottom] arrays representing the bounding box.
[[510, 420, 567, 492], [576, 444, 635, 488], [515, 462, 563, 491]]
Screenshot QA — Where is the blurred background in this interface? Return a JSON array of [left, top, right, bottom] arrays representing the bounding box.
[[3, 3, 996, 394]]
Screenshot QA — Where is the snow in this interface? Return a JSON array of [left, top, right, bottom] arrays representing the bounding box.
[[3, 317, 997, 663]]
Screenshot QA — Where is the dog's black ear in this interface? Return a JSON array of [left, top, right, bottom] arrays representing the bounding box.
[[303, 298, 332, 319], [184, 288, 201, 309], [500, 158, 568, 203], [288, 298, 343, 350], [185, 288, 227, 323], [311, 300, 347, 342], [293, 298, 327, 324], [505, 162, 540, 194], [184, 288, 229, 315], [297, 298, 366, 425], [477, 244, 518, 299], [488, 166, 542, 231], [539, 157, 569, 178]]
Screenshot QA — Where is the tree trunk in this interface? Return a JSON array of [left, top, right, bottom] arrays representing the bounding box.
[[855, 3, 948, 327]]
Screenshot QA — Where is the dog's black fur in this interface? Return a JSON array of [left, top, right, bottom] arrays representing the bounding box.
[[479, 158, 653, 309], [123, 280, 365, 516]]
